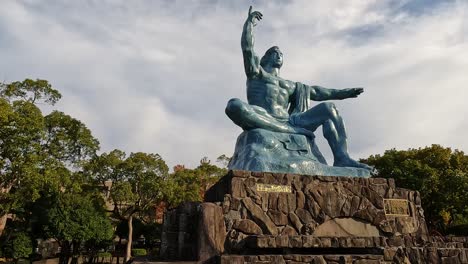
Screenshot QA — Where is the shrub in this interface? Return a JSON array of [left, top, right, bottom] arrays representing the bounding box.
[[131, 248, 147, 256]]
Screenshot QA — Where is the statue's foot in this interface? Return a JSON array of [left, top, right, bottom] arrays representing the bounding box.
[[334, 157, 374, 171]]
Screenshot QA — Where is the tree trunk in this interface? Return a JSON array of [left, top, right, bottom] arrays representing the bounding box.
[[59, 241, 71, 264], [0, 214, 8, 237], [116, 236, 122, 264], [71, 241, 79, 264], [125, 215, 133, 262]]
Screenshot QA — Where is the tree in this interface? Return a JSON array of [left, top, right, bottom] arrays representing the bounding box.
[[363, 145, 468, 234], [216, 154, 231, 168], [0, 79, 97, 209], [197, 157, 227, 196], [2, 232, 33, 262], [0, 98, 45, 217], [0, 79, 99, 237], [165, 157, 227, 208], [0, 79, 61, 105], [31, 190, 113, 264], [166, 168, 202, 208], [43, 110, 99, 167], [86, 151, 169, 262], [1, 78, 104, 264]]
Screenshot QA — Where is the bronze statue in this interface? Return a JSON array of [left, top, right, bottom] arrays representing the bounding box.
[[226, 7, 371, 172]]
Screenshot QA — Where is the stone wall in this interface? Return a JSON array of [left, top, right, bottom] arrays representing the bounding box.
[[159, 170, 468, 264], [205, 170, 428, 246], [159, 202, 199, 260]]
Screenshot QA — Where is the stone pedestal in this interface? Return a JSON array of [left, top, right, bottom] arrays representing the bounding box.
[[160, 170, 468, 263], [228, 129, 372, 177]]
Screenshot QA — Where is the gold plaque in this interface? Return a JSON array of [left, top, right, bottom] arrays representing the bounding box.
[[256, 184, 291, 193], [384, 199, 410, 216]]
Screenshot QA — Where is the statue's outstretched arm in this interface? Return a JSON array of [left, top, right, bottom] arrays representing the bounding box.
[[241, 6, 262, 78], [309, 85, 364, 101]]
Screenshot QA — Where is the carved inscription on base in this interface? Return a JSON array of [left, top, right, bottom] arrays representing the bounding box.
[[384, 199, 410, 216], [256, 184, 291, 193]]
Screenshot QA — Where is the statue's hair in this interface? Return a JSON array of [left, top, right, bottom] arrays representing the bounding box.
[[260, 46, 280, 67]]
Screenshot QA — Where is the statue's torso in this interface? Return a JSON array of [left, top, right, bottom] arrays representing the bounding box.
[[247, 69, 294, 119]]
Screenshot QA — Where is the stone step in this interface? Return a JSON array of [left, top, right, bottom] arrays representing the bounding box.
[[244, 235, 408, 249], [220, 254, 388, 264], [132, 261, 202, 264]]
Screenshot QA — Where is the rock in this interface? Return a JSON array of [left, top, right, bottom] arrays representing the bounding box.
[[224, 210, 241, 230], [296, 208, 314, 224], [388, 236, 404, 247], [267, 210, 288, 226], [275, 235, 289, 247], [197, 203, 226, 262], [220, 255, 245, 264], [230, 177, 246, 198], [256, 236, 276, 248], [303, 236, 321, 247], [228, 129, 372, 177], [232, 219, 262, 235], [312, 256, 327, 264], [312, 218, 381, 237], [296, 191, 305, 209], [280, 225, 298, 236], [222, 195, 231, 214], [164, 171, 468, 263], [278, 194, 289, 214], [289, 235, 303, 248], [268, 193, 279, 210], [301, 222, 318, 235], [288, 212, 303, 233], [287, 193, 297, 212], [395, 217, 418, 234], [242, 198, 278, 235], [230, 170, 251, 178]]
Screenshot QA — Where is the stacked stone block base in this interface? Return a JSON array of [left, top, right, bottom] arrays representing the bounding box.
[[160, 170, 468, 263]]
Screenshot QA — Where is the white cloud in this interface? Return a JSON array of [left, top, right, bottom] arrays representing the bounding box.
[[0, 0, 467, 168]]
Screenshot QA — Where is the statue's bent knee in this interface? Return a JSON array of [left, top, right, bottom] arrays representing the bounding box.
[[226, 98, 246, 119], [323, 102, 339, 118]]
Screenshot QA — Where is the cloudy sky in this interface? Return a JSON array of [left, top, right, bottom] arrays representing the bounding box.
[[1, 0, 467, 169]]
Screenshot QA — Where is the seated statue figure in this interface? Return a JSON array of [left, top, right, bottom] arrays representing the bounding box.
[[225, 7, 372, 174]]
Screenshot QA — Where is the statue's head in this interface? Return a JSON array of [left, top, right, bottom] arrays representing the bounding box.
[[260, 46, 283, 69]]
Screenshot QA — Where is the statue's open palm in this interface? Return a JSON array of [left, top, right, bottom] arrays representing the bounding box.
[[248, 6, 263, 26]]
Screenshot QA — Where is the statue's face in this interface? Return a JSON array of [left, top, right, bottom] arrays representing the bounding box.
[[270, 49, 283, 68]]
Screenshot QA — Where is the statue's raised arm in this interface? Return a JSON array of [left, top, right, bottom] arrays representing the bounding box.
[[241, 6, 263, 78]]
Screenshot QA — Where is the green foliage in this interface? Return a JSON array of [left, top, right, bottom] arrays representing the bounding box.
[[86, 150, 169, 261], [0, 79, 99, 217], [166, 168, 202, 207], [166, 157, 227, 208], [96, 252, 112, 258], [131, 248, 147, 257], [113, 152, 168, 215], [2, 232, 33, 260], [84, 149, 126, 184], [87, 150, 169, 218], [216, 154, 231, 167], [0, 78, 230, 261], [43, 192, 114, 243], [0, 79, 61, 105], [141, 223, 162, 247], [43, 111, 99, 166], [0, 98, 45, 214], [364, 144, 468, 233]]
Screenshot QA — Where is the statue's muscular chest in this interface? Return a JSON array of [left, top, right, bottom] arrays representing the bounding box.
[[248, 73, 292, 107]]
